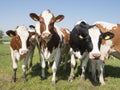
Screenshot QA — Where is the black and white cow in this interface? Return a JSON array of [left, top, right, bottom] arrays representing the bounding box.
[[68, 20, 94, 82]]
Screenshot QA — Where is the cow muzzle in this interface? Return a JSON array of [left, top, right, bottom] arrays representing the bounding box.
[[20, 49, 28, 55], [41, 32, 51, 39], [90, 53, 101, 59]]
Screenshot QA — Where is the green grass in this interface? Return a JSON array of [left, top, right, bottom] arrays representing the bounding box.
[[0, 44, 120, 90], [0, 37, 10, 42]]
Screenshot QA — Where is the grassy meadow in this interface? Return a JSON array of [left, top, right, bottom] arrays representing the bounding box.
[[0, 39, 120, 90]]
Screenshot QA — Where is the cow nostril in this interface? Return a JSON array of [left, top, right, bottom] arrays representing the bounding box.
[[21, 50, 28, 55], [42, 33, 51, 38], [92, 53, 101, 58]]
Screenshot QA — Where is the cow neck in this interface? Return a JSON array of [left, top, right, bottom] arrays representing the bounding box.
[[40, 28, 60, 53]]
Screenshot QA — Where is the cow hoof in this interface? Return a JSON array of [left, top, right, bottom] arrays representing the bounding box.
[[101, 82, 105, 86], [11, 76, 16, 82], [81, 76, 85, 81], [41, 77, 46, 80], [23, 79, 27, 82], [68, 77, 74, 82], [11, 79, 16, 83], [52, 81, 56, 86]]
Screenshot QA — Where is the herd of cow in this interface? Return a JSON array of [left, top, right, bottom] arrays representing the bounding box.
[[6, 9, 120, 86]]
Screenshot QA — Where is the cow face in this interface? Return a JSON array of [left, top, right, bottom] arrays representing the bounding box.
[[70, 20, 95, 54], [6, 25, 35, 55], [30, 9, 64, 42], [88, 26, 114, 59]]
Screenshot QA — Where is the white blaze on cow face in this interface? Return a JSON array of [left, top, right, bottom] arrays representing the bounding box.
[[16, 26, 29, 55], [41, 10, 53, 39], [89, 26, 101, 59], [35, 21, 41, 35]]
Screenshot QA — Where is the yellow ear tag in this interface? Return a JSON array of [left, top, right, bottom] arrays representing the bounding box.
[[10, 34, 13, 37], [56, 19, 61, 23], [33, 18, 38, 21], [105, 35, 110, 40], [31, 35, 35, 39], [31, 27, 35, 30], [79, 35, 83, 39]]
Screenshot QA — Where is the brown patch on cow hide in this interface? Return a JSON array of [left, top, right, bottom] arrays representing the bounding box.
[[60, 28, 70, 44], [96, 24, 120, 52], [10, 36, 21, 51]]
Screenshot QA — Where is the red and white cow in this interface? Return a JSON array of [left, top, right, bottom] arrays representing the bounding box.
[[88, 21, 119, 85], [6, 25, 37, 82], [29, 9, 70, 85]]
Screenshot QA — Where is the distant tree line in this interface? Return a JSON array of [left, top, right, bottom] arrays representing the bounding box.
[[0, 30, 4, 38]]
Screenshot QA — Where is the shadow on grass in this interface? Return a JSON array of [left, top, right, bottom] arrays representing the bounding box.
[[27, 62, 51, 80], [27, 60, 120, 85], [27, 60, 71, 83], [105, 65, 120, 78]]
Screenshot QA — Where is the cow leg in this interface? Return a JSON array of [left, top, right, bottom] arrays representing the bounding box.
[[11, 52, 17, 82], [29, 48, 35, 69], [98, 60, 105, 85], [41, 54, 46, 79], [22, 56, 29, 82], [90, 60, 98, 84], [68, 53, 76, 82], [12, 68, 17, 82], [80, 52, 89, 81], [52, 48, 61, 85], [63, 55, 67, 71]]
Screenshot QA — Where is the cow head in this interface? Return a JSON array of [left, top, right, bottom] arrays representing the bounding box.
[[70, 20, 95, 54], [88, 25, 114, 59], [29, 9, 64, 42], [6, 25, 37, 55]]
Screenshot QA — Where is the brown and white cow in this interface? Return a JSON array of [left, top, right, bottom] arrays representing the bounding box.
[[6, 25, 37, 82], [29, 9, 70, 85], [87, 21, 119, 85]]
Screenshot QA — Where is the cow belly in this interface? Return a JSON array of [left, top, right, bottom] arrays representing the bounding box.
[[110, 51, 120, 59]]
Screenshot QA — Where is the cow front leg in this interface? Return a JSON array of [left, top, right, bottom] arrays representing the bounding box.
[[90, 60, 98, 84], [52, 48, 61, 85], [11, 54, 17, 82], [22, 65, 27, 82], [11, 68, 17, 82], [98, 60, 105, 85], [41, 57, 46, 80], [29, 49, 35, 69], [68, 54, 76, 82], [80, 53, 89, 81], [22, 57, 29, 82]]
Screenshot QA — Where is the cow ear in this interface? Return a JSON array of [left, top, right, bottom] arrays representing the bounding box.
[[29, 13, 39, 21], [103, 32, 114, 40], [55, 15, 64, 23], [6, 30, 16, 37]]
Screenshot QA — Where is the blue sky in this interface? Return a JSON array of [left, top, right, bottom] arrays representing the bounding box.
[[0, 0, 120, 34]]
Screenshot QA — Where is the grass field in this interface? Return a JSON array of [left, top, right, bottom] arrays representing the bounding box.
[[0, 43, 120, 90]]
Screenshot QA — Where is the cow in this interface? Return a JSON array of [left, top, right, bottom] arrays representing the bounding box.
[[87, 21, 116, 85], [68, 20, 95, 82], [68, 20, 114, 85], [29, 9, 70, 85], [6, 25, 38, 82]]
